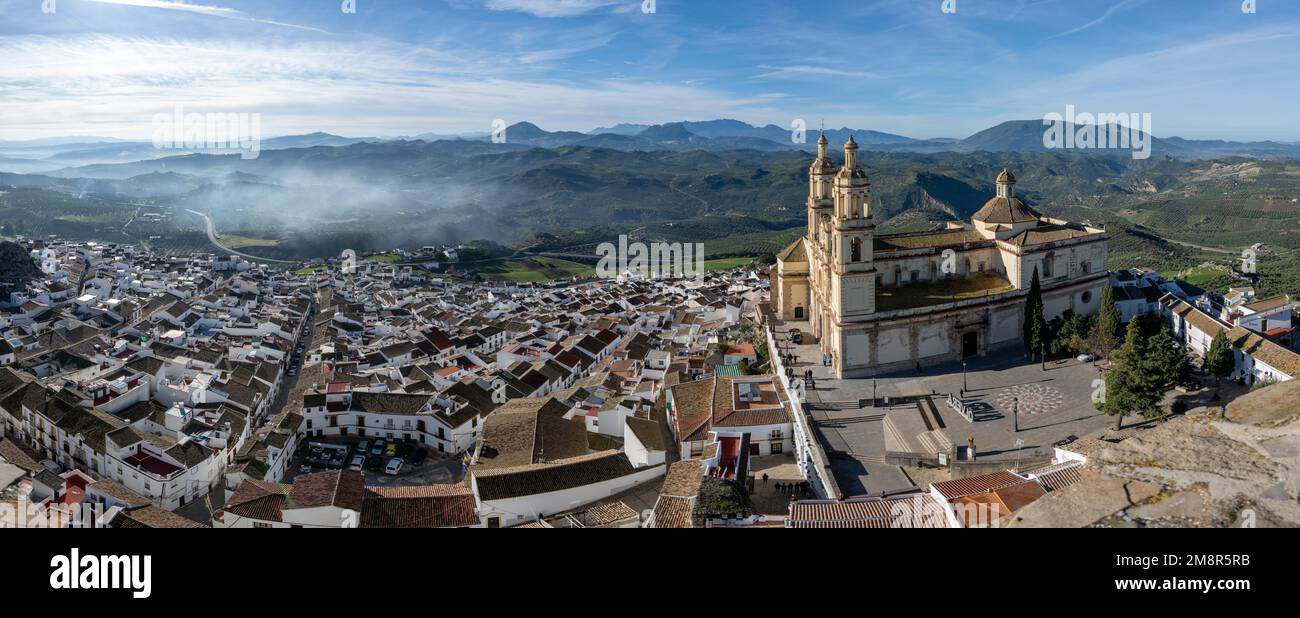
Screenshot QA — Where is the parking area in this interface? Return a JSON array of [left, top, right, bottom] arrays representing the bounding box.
[[286, 438, 465, 487]]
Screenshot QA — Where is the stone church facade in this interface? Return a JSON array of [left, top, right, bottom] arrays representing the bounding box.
[[774, 134, 1109, 378]]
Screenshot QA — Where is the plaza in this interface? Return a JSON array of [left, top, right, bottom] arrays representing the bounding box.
[[772, 318, 1115, 497]]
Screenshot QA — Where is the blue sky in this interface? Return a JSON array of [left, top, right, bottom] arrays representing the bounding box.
[[2, 0, 1298, 141]]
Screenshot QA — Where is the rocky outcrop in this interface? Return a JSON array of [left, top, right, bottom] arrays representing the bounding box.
[[1006, 380, 1300, 528]]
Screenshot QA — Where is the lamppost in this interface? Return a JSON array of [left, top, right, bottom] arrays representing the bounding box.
[[962, 361, 968, 393], [1012, 397, 1020, 433], [1041, 341, 1047, 372]]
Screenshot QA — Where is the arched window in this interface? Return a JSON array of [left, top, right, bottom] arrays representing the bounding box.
[[1043, 252, 1055, 278], [850, 238, 862, 263]]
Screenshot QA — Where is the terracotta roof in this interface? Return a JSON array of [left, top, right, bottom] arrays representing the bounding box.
[[660, 459, 705, 497], [972, 196, 1040, 225], [362, 485, 478, 528], [776, 239, 807, 263], [625, 416, 666, 452], [287, 470, 366, 512], [649, 495, 695, 528], [788, 495, 948, 529], [223, 479, 290, 522], [931, 470, 1028, 501], [115, 505, 208, 529], [472, 450, 638, 501]]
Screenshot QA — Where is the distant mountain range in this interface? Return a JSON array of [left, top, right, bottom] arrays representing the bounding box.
[[4, 119, 1300, 176]]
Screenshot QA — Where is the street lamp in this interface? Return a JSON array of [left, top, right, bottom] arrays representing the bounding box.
[[1041, 341, 1047, 372], [1012, 397, 1020, 433], [962, 361, 968, 393]]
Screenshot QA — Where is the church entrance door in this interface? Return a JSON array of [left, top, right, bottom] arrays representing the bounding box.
[[962, 332, 979, 359]]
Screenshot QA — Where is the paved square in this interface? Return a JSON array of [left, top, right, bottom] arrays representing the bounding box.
[[772, 320, 1113, 497]]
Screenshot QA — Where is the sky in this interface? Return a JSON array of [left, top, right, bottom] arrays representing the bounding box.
[[1, 0, 1299, 141]]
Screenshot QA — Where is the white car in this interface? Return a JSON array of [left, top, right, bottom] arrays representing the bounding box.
[[348, 455, 366, 471], [1076, 354, 1094, 363], [384, 458, 404, 475]]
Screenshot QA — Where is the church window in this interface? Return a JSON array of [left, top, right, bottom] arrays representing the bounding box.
[[1043, 252, 1055, 278], [850, 238, 862, 263]]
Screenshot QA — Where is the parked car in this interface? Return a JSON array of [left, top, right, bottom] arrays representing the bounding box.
[[1076, 353, 1094, 363], [355, 440, 369, 456], [789, 329, 803, 344], [348, 455, 366, 471], [397, 441, 415, 458], [384, 442, 398, 457], [370, 439, 386, 456], [384, 458, 404, 475], [410, 448, 428, 465], [366, 455, 384, 472]]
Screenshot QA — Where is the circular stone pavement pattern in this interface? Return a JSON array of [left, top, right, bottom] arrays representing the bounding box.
[[994, 384, 1065, 415]]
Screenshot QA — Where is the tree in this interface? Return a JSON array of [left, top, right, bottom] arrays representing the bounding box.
[[1101, 319, 1167, 429], [1022, 267, 1047, 359], [1056, 313, 1096, 356], [0, 241, 38, 295], [1204, 330, 1235, 388], [1095, 284, 1121, 359], [1149, 324, 1192, 397]]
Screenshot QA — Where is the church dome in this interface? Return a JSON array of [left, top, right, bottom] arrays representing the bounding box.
[[996, 168, 1015, 184], [972, 195, 1040, 225]]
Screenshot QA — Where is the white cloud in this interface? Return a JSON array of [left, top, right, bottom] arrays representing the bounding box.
[[0, 34, 783, 139]]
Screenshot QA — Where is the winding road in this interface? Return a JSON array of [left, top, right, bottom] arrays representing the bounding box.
[[186, 209, 296, 264]]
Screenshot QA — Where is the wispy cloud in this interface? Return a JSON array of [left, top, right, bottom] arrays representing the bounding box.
[[1051, 0, 1144, 39], [475, 0, 631, 18], [754, 65, 881, 79], [82, 0, 329, 32]]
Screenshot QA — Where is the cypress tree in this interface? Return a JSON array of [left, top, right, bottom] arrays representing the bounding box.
[[1023, 267, 1046, 358], [1095, 284, 1121, 359]]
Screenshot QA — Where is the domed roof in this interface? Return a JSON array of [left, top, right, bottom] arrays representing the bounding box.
[[845, 136, 859, 150], [996, 168, 1016, 184], [973, 196, 1040, 225], [817, 132, 828, 145]]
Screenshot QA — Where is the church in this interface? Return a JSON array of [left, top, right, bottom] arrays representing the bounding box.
[[773, 134, 1109, 378]]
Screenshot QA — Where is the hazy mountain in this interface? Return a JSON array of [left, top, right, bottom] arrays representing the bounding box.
[[588, 123, 651, 136]]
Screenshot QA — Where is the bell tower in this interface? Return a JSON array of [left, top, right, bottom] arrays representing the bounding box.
[[831, 136, 876, 318], [807, 131, 835, 248]]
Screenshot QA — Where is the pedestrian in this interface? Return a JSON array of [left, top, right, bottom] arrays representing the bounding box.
[[762, 473, 769, 484]]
